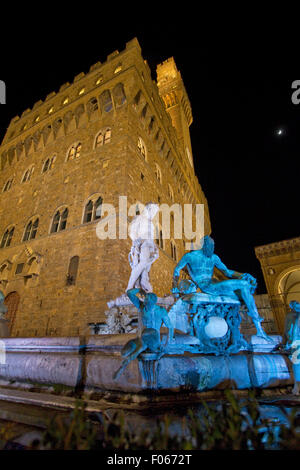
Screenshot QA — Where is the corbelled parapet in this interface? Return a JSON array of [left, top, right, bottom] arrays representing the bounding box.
[[255, 237, 300, 259]]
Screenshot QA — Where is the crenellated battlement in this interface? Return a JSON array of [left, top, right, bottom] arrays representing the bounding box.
[[2, 39, 142, 145], [0, 39, 205, 207]]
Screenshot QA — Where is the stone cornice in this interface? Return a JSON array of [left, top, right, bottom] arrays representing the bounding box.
[[255, 237, 300, 259]]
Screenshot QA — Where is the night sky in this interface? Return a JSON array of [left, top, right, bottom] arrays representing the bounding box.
[[0, 18, 299, 294]]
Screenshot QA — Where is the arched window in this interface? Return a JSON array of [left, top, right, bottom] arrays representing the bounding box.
[[95, 132, 104, 147], [141, 104, 148, 119], [160, 140, 165, 154], [50, 208, 68, 233], [51, 212, 60, 233], [137, 137, 147, 160], [60, 208, 68, 230], [22, 166, 34, 183], [168, 184, 174, 201], [42, 155, 56, 173], [134, 90, 142, 107], [171, 240, 177, 261], [0, 227, 14, 248], [155, 164, 162, 184], [66, 256, 79, 286], [42, 158, 50, 173], [67, 143, 81, 161], [99, 90, 113, 113], [148, 116, 155, 133], [0, 264, 9, 287], [83, 197, 102, 223], [84, 200, 93, 223], [49, 155, 56, 170], [3, 179, 13, 192], [23, 218, 39, 241], [95, 128, 111, 148], [155, 226, 164, 249], [104, 128, 111, 144], [114, 64, 122, 74], [94, 197, 102, 219]]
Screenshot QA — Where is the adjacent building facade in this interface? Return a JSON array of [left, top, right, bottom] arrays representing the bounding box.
[[255, 237, 300, 333], [0, 38, 211, 337]]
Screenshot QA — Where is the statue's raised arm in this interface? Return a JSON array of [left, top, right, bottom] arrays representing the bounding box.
[[173, 253, 190, 290]]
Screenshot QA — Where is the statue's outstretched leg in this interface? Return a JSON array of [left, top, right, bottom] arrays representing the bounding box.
[[126, 262, 145, 291], [292, 382, 300, 395], [126, 243, 152, 291], [113, 338, 146, 380], [140, 263, 152, 292], [238, 282, 274, 342]]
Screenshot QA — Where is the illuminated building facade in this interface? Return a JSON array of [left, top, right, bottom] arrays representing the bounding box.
[[0, 38, 210, 337], [255, 237, 300, 333]]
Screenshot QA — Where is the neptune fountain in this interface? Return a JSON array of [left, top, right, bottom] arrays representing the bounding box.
[[110, 234, 296, 393], [0, 226, 297, 403], [0, 208, 297, 397]]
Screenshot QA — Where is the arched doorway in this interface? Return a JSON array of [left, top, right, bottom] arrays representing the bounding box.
[[272, 266, 300, 333], [4, 291, 20, 335], [278, 268, 300, 305]]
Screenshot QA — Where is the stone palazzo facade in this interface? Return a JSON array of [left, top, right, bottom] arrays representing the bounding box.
[[0, 38, 211, 337]]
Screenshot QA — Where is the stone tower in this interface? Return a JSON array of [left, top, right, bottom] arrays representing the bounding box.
[[0, 38, 211, 337], [156, 58, 194, 169]]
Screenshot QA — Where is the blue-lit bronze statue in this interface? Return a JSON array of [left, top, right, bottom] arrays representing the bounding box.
[[113, 236, 275, 382], [173, 235, 272, 342], [285, 300, 300, 395], [113, 288, 174, 379]]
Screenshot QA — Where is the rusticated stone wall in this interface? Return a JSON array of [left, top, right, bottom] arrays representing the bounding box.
[[0, 38, 211, 337]]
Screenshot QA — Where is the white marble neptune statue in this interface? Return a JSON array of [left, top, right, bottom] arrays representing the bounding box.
[[107, 202, 159, 308], [126, 202, 159, 293]]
